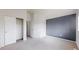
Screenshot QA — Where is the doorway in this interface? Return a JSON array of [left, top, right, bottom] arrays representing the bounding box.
[[27, 21, 31, 37], [16, 18, 23, 41]]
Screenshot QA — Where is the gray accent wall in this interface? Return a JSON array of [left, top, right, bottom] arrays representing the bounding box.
[[46, 14, 76, 41]]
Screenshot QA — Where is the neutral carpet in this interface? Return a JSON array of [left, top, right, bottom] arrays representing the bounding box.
[[0, 36, 77, 50]]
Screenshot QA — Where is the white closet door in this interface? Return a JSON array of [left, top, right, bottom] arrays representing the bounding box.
[[16, 19, 23, 40], [5, 16, 16, 45]]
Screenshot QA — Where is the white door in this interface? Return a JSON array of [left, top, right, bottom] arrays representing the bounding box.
[[16, 18, 23, 40], [5, 16, 16, 45]]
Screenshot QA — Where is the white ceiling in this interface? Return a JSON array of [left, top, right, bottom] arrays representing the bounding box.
[[27, 9, 76, 19], [28, 9, 76, 16], [28, 9, 76, 13]]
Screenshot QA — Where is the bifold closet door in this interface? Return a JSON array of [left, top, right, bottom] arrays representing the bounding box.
[[16, 19, 23, 40], [5, 16, 16, 45]]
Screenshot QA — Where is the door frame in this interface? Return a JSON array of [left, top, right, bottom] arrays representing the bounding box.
[[16, 17, 27, 41], [16, 18, 23, 41]]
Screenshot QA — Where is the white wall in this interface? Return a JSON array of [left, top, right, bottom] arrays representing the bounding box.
[[0, 9, 26, 19], [30, 9, 76, 38], [4, 16, 16, 45], [0, 16, 4, 47]]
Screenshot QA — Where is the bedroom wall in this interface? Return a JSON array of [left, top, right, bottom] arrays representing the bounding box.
[[0, 16, 5, 47], [0, 9, 27, 19], [31, 9, 76, 38]]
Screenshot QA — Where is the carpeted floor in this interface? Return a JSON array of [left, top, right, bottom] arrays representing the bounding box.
[[0, 36, 77, 50]]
